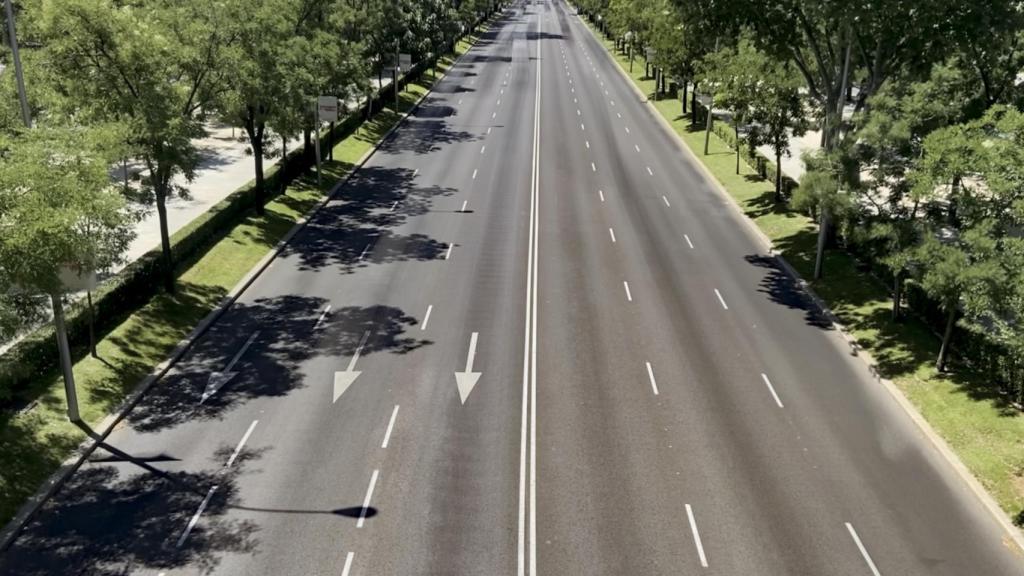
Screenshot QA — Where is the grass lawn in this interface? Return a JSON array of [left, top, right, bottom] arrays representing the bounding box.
[[584, 19, 1024, 527], [0, 27, 486, 529]]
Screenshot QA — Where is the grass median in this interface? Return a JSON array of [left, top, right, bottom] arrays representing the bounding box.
[[0, 30, 484, 529], [583, 19, 1024, 526]]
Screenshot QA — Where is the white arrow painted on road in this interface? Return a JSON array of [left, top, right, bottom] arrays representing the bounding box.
[[334, 330, 370, 403], [202, 331, 259, 403], [455, 332, 482, 404]]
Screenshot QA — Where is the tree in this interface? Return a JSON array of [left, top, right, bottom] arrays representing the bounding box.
[[39, 0, 235, 293], [793, 150, 854, 280], [0, 124, 134, 419]]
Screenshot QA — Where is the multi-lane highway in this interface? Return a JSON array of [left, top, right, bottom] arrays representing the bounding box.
[[2, 1, 1023, 575]]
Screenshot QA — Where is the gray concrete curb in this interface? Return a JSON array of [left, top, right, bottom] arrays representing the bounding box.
[[0, 23, 489, 553], [575, 9, 1024, 555]]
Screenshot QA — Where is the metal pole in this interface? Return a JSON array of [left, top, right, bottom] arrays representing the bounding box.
[[4, 0, 31, 128], [50, 293, 80, 423], [395, 39, 400, 110], [313, 99, 321, 190]]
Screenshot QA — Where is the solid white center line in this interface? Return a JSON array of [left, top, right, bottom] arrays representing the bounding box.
[[646, 362, 660, 395], [357, 469, 379, 528], [686, 504, 709, 568], [714, 288, 729, 310], [313, 305, 331, 330], [662, 195, 670, 206], [445, 243, 453, 260], [460, 200, 468, 212], [472, 169, 478, 179], [761, 373, 785, 408], [421, 305, 433, 331], [598, 190, 605, 202], [609, 228, 617, 243], [341, 552, 355, 576], [382, 405, 400, 448], [846, 523, 882, 576], [623, 281, 633, 302], [591, 162, 596, 172], [685, 234, 695, 249]]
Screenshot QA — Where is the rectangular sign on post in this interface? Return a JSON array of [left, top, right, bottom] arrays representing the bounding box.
[[317, 96, 339, 123], [399, 53, 412, 71]]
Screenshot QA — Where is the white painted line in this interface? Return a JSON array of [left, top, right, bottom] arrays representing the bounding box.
[[445, 243, 453, 260], [635, 144, 640, 153], [357, 469, 379, 528], [481, 145, 486, 154], [382, 405, 400, 448], [846, 523, 882, 576], [358, 242, 372, 261], [605, 90, 609, 95], [390, 201, 399, 212], [492, 112, 497, 119], [487, 127, 492, 135], [598, 190, 605, 202], [577, 109, 581, 116], [591, 162, 596, 172], [574, 97, 577, 103], [227, 420, 259, 468], [341, 552, 355, 576], [685, 234, 694, 249], [609, 228, 617, 243], [421, 305, 433, 331], [313, 305, 331, 330], [623, 281, 633, 302], [472, 169, 478, 179], [611, 100, 615, 106], [497, 99, 502, 106], [645, 362, 660, 395], [714, 289, 729, 310], [625, 126, 631, 134], [585, 140, 590, 149], [616, 112, 622, 118], [571, 87, 575, 93], [413, 168, 419, 177], [761, 373, 785, 408], [686, 504, 709, 568], [501, 88, 505, 95], [461, 200, 468, 212], [458, 99, 463, 105], [662, 195, 670, 206], [581, 123, 585, 131]]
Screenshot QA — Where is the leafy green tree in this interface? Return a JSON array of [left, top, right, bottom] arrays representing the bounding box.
[[794, 151, 854, 280], [39, 0, 235, 293]]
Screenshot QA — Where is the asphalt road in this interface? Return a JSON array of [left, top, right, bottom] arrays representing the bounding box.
[[2, 1, 1023, 575]]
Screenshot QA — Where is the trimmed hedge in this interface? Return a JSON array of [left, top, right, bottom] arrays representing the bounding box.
[[0, 11, 497, 409]]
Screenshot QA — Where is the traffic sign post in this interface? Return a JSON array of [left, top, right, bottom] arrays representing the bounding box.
[[313, 96, 338, 189]]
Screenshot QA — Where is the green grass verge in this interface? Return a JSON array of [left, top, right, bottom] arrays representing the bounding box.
[[584, 20, 1024, 526], [0, 30, 483, 529]]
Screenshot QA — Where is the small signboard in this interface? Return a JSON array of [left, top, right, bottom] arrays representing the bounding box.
[[317, 95, 339, 122], [645, 47, 657, 59], [697, 94, 712, 107], [399, 53, 412, 71]]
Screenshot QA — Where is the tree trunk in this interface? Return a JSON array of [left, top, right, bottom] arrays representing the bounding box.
[[891, 270, 903, 322], [682, 80, 688, 114], [155, 185, 175, 294], [703, 98, 713, 155], [121, 158, 130, 192], [691, 82, 699, 125], [87, 290, 97, 359], [328, 122, 335, 160], [775, 147, 783, 202], [814, 208, 828, 280], [303, 127, 312, 161], [734, 116, 741, 174], [281, 136, 289, 193], [937, 302, 957, 372], [244, 116, 266, 216]]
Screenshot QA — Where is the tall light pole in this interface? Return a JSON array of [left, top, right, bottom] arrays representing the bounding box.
[[4, 0, 31, 128]]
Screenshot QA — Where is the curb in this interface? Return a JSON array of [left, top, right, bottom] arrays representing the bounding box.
[[0, 22, 490, 553], [575, 10, 1024, 556]]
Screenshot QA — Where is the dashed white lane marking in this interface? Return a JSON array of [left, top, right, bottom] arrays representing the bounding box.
[[497, 99, 502, 106], [413, 168, 419, 177], [616, 112, 622, 118], [357, 469, 379, 528], [390, 201, 399, 212], [481, 145, 486, 154], [646, 362, 660, 395], [591, 162, 597, 172], [649, 167, 656, 176], [714, 289, 729, 310], [382, 405, 400, 448], [492, 112, 497, 119], [445, 243, 453, 260], [685, 234, 694, 249], [472, 169, 478, 180], [598, 190, 605, 202], [460, 200, 469, 212], [458, 99, 463, 105], [686, 504, 709, 568], [625, 126, 631, 134], [421, 305, 433, 331], [846, 523, 882, 576], [585, 140, 590, 149], [609, 228, 617, 243], [341, 552, 355, 576], [313, 305, 331, 330], [635, 144, 640, 152], [581, 123, 585, 131], [358, 241, 373, 261], [662, 195, 670, 207], [610, 100, 615, 106], [487, 127, 492, 135], [761, 373, 785, 408], [577, 109, 581, 116], [623, 281, 633, 302]]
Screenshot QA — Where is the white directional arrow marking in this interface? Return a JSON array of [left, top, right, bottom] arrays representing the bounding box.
[[202, 331, 259, 403], [455, 332, 482, 404], [334, 330, 370, 403]]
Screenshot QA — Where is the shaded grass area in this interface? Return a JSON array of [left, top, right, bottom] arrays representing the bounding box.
[[585, 20, 1024, 526], [0, 35, 478, 528]]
